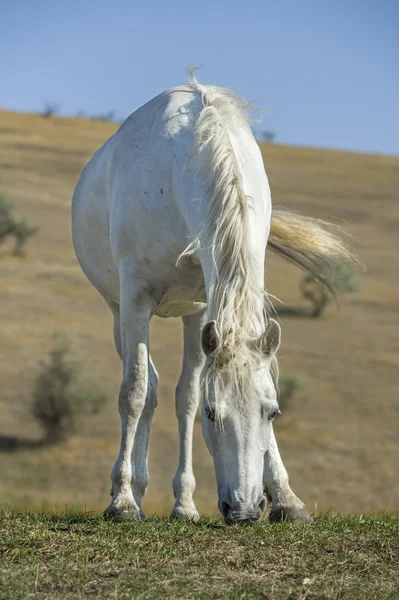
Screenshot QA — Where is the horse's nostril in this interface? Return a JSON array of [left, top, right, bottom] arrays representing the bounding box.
[[258, 497, 267, 514], [220, 496, 267, 523], [221, 500, 232, 519], [223, 502, 265, 524]]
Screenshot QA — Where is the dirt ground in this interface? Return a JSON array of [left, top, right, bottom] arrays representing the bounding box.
[[0, 109, 398, 515]]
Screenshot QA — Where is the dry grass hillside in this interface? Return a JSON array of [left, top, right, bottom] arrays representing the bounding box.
[[0, 109, 398, 516]]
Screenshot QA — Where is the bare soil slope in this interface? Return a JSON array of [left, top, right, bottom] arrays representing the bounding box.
[[0, 109, 398, 515]]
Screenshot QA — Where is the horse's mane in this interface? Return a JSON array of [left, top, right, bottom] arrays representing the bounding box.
[[187, 70, 271, 404]]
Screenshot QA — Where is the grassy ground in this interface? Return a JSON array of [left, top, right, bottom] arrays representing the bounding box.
[[1, 512, 397, 600], [0, 109, 399, 517]]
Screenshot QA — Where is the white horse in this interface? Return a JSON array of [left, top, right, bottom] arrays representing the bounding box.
[[72, 72, 355, 523]]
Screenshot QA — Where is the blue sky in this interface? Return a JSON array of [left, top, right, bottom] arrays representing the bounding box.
[[1, 0, 398, 154]]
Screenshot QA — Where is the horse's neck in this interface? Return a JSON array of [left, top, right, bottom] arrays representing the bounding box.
[[200, 206, 267, 337], [173, 85, 271, 338]]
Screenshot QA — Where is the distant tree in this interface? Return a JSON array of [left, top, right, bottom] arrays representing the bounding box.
[[41, 103, 59, 118], [0, 194, 38, 255], [32, 332, 107, 444], [262, 130, 276, 143], [300, 257, 359, 318]]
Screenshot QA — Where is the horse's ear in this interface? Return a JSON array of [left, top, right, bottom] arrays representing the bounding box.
[[202, 321, 219, 356], [258, 318, 281, 356]]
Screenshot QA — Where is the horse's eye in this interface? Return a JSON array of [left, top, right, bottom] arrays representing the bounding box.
[[268, 408, 281, 421], [205, 404, 216, 423]]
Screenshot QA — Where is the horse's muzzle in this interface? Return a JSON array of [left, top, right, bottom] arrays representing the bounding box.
[[221, 497, 267, 524]]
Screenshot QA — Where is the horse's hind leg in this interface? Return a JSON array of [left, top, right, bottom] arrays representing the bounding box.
[[263, 426, 312, 523], [104, 271, 154, 521], [171, 309, 207, 521], [131, 355, 158, 513], [107, 300, 158, 516]]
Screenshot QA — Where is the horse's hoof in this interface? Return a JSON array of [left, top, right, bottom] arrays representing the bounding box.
[[269, 504, 313, 523], [170, 506, 200, 522], [104, 503, 144, 522]]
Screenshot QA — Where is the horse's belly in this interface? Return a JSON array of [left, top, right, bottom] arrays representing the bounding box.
[[154, 301, 207, 318], [154, 279, 207, 318]]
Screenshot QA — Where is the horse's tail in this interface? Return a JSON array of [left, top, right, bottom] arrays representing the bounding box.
[[268, 209, 360, 294]]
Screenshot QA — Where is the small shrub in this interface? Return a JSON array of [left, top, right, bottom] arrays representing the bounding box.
[[278, 373, 308, 411], [0, 195, 15, 242], [32, 332, 107, 444], [0, 194, 38, 254], [12, 217, 38, 254]]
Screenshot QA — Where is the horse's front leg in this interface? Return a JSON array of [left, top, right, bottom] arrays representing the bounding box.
[[263, 425, 313, 523], [104, 272, 154, 521], [171, 309, 207, 521]]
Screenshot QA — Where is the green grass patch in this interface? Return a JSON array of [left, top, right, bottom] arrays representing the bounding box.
[[0, 512, 398, 599]]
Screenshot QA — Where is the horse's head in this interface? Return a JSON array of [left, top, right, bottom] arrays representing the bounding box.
[[201, 318, 281, 523]]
